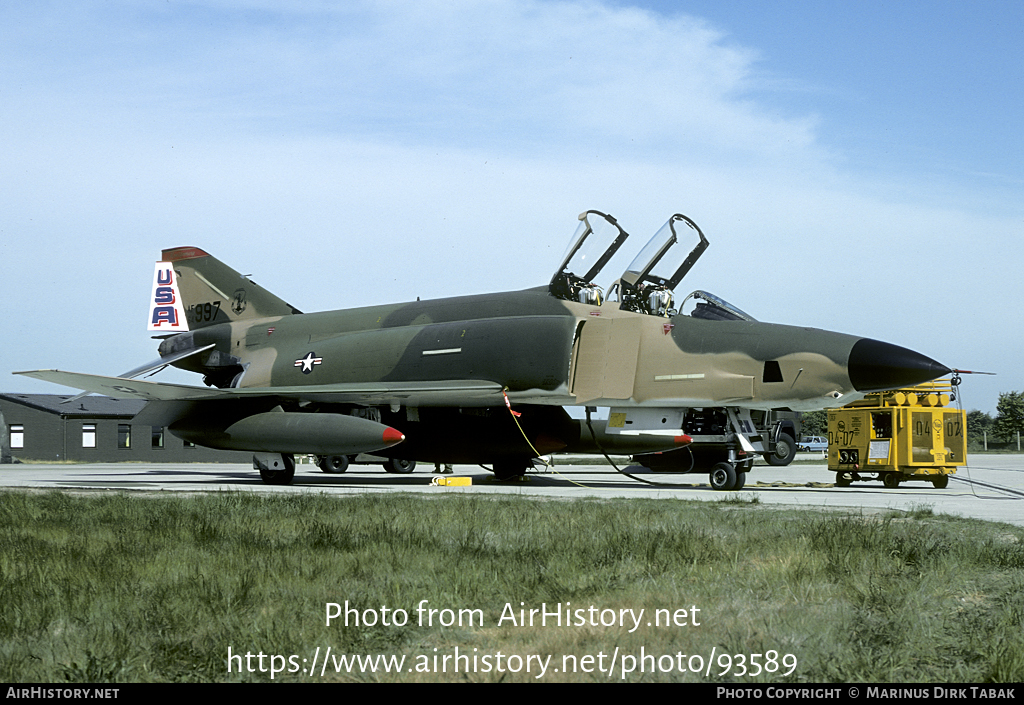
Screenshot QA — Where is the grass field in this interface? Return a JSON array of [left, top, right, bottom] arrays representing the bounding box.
[[1, 490, 1022, 682]]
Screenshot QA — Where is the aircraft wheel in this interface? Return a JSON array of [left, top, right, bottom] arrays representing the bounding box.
[[709, 462, 738, 491], [257, 454, 296, 485], [318, 455, 349, 473], [835, 471, 852, 487], [932, 475, 949, 489], [734, 471, 746, 490], [882, 472, 901, 489], [492, 459, 528, 480], [766, 432, 797, 466], [382, 458, 416, 474]]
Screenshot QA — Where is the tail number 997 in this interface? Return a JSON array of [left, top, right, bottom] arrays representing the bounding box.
[[188, 301, 221, 323]]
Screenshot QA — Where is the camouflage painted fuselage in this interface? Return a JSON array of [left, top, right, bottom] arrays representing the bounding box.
[[168, 284, 873, 414], [158, 284, 872, 463]]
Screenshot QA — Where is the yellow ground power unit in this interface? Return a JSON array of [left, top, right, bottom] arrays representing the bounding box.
[[827, 380, 966, 489]]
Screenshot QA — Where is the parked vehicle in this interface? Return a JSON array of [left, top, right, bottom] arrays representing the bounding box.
[[798, 435, 828, 452]]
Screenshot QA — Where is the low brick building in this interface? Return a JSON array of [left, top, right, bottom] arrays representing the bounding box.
[[0, 393, 249, 463]]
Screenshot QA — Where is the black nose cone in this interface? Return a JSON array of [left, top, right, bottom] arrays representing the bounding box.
[[848, 338, 950, 392]]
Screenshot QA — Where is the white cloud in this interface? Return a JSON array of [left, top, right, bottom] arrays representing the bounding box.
[[3, 1, 825, 161]]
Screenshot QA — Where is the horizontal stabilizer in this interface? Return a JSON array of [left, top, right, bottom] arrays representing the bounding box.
[[119, 344, 217, 380], [59, 344, 217, 405]]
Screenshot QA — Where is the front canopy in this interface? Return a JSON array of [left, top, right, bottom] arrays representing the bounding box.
[[548, 210, 630, 305]]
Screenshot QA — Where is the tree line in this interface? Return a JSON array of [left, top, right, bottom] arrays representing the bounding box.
[[968, 390, 1024, 444]]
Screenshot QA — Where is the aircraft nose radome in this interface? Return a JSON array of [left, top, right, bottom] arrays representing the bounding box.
[[848, 338, 951, 393]]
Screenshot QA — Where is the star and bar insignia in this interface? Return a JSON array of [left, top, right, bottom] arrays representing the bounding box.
[[295, 352, 323, 374]]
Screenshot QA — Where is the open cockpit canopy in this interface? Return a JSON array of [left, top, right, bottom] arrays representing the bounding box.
[[549, 210, 754, 321], [548, 210, 630, 306], [613, 213, 709, 316]]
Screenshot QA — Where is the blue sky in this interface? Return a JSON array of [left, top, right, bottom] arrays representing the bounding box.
[[2, 0, 1020, 413]]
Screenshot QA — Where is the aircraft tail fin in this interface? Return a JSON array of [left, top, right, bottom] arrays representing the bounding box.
[[150, 247, 302, 332]]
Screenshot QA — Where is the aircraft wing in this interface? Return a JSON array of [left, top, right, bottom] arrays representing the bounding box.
[[14, 369, 506, 407]]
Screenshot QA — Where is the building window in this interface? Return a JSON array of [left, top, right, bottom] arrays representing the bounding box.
[[82, 423, 96, 448], [10, 425, 24, 449], [118, 424, 131, 449], [151, 426, 164, 449]]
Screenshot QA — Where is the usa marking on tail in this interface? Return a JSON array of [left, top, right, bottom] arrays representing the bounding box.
[[148, 262, 189, 332]]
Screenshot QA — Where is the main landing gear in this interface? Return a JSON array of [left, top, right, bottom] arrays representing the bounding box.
[[382, 458, 416, 473], [319, 455, 417, 474], [318, 455, 350, 473], [492, 458, 531, 481], [254, 453, 296, 485]]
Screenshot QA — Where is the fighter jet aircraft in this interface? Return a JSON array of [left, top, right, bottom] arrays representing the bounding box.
[[16, 211, 950, 489]]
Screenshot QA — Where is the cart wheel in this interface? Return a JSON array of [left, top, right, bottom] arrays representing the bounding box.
[[882, 472, 901, 489], [931, 475, 949, 489], [835, 471, 852, 487]]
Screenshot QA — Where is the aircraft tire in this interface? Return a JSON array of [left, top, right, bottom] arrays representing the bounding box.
[[492, 459, 527, 480], [932, 475, 949, 489], [319, 455, 350, 473], [765, 433, 797, 466], [709, 462, 737, 491], [258, 454, 296, 485], [882, 472, 901, 489], [734, 471, 746, 490], [382, 458, 416, 474]]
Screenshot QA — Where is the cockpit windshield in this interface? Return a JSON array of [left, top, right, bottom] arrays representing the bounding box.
[[549, 210, 630, 306], [679, 290, 756, 322], [614, 214, 709, 316]]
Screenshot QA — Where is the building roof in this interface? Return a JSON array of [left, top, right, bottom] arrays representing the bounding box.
[[0, 393, 146, 418]]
